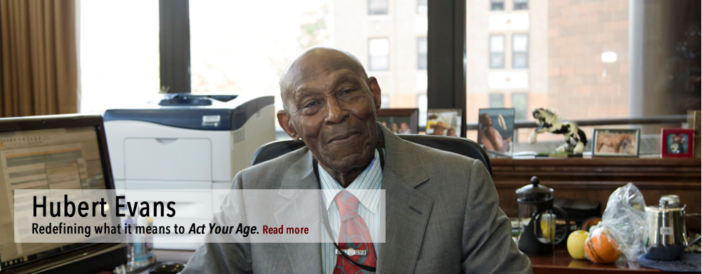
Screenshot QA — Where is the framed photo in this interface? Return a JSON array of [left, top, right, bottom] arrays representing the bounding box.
[[426, 109, 462, 137], [661, 128, 695, 158], [377, 108, 419, 134], [592, 128, 640, 157], [477, 108, 515, 154]]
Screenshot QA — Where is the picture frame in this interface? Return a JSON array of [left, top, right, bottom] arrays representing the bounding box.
[[661, 128, 695, 158], [377, 108, 419, 134], [426, 109, 462, 137], [477, 108, 515, 155], [592, 128, 640, 157]]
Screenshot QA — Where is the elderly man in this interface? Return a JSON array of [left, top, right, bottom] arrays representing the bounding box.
[[182, 47, 531, 273]]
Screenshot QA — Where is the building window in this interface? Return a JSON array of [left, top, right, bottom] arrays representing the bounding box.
[[489, 93, 504, 108], [369, 0, 388, 15], [417, 94, 428, 127], [417, 0, 428, 14], [512, 93, 528, 120], [489, 35, 505, 69], [490, 0, 504, 11], [381, 95, 390, 108], [417, 37, 428, 70], [512, 34, 528, 68], [514, 0, 528, 10], [369, 38, 389, 71]]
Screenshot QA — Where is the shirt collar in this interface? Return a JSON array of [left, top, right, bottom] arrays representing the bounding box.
[[319, 149, 382, 214]]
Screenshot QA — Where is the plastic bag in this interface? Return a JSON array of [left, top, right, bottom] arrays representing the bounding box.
[[585, 183, 648, 266]]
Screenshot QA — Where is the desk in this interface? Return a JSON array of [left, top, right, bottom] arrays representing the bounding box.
[[492, 158, 701, 231], [151, 247, 691, 273], [530, 246, 689, 274]]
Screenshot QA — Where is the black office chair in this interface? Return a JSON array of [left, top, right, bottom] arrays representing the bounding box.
[[250, 134, 492, 175]]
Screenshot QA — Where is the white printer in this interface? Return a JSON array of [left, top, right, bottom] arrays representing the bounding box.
[[104, 93, 274, 249]]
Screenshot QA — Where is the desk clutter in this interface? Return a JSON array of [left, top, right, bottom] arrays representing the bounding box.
[[512, 175, 701, 271], [558, 183, 700, 270]]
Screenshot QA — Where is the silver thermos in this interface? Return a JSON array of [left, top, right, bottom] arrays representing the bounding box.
[[645, 195, 701, 260]]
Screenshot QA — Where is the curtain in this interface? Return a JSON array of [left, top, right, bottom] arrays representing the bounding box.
[[0, 0, 78, 118]]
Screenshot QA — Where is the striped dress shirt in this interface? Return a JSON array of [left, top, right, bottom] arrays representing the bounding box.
[[319, 149, 383, 274]]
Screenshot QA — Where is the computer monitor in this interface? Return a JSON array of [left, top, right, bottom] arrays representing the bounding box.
[[0, 115, 127, 274]]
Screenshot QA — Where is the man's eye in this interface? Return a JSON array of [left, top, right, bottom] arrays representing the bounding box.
[[341, 89, 353, 95], [304, 101, 317, 108]]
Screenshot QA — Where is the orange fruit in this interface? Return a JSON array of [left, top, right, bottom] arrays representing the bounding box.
[[584, 229, 621, 263]]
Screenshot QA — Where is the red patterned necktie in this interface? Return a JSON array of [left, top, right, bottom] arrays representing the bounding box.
[[333, 191, 377, 274]]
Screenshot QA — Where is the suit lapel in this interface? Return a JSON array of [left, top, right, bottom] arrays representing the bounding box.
[[273, 126, 434, 273], [376, 126, 434, 273], [275, 149, 324, 274]]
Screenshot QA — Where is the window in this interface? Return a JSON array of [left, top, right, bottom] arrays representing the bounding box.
[[369, 38, 390, 71], [381, 95, 390, 108], [490, 0, 504, 11], [512, 93, 528, 120], [417, 94, 428, 128], [417, 37, 428, 70], [489, 35, 505, 69], [187, 1, 426, 134], [489, 93, 504, 108], [470, 1, 641, 124], [417, 0, 428, 14], [512, 34, 528, 68], [514, 0, 528, 10], [369, 0, 388, 15], [80, 0, 159, 114]]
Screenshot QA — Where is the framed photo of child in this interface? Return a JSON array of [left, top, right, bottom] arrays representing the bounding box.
[[661, 128, 695, 158]]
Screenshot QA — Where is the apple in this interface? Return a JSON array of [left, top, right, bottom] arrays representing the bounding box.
[[567, 230, 589, 259]]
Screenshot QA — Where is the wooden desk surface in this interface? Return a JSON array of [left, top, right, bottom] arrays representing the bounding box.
[[152, 247, 694, 273], [530, 245, 689, 274], [492, 157, 701, 231]]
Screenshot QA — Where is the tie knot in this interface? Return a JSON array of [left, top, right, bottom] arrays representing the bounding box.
[[334, 191, 360, 217]]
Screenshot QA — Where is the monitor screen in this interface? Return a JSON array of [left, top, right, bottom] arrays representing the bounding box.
[[0, 115, 123, 273]]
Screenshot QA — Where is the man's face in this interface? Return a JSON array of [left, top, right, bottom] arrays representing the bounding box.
[[278, 50, 381, 174]]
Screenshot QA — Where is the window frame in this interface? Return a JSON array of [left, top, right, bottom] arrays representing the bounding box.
[[511, 92, 529, 121], [491, 0, 505, 11], [489, 93, 505, 108], [368, 38, 390, 71], [514, 0, 529, 10], [368, 0, 389, 15], [489, 34, 505, 69], [417, 0, 428, 14], [417, 37, 428, 70], [512, 33, 529, 69]]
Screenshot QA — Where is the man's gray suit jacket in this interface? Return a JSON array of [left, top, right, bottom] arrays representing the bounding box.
[[182, 125, 532, 274]]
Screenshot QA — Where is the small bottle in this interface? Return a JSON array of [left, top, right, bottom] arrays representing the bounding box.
[[123, 213, 133, 264], [131, 210, 155, 268]]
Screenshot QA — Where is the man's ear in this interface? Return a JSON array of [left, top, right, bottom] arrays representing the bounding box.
[[277, 110, 298, 139], [368, 76, 382, 113]]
